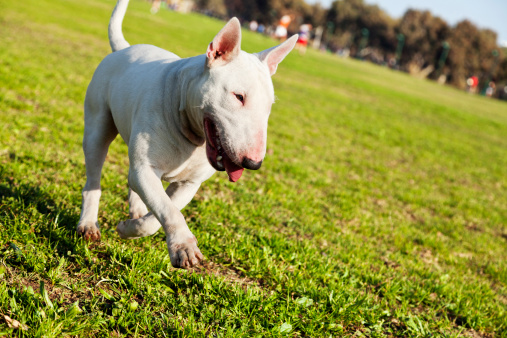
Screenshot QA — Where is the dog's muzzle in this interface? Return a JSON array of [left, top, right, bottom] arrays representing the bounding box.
[[204, 117, 244, 182]]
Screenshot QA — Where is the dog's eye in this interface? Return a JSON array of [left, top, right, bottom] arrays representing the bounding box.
[[235, 94, 244, 103]]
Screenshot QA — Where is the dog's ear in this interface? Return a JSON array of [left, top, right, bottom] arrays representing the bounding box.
[[206, 17, 241, 67], [256, 35, 298, 76]]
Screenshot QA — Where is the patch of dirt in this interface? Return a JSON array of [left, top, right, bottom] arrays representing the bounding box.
[[189, 260, 260, 291], [497, 294, 507, 305], [465, 222, 483, 232], [405, 208, 426, 225], [461, 329, 494, 338], [419, 248, 440, 267], [6, 273, 81, 307], [1, 263, 112, 307], [454, 252, 473, 259], [275, 221, 313, 242], [381, 256, 400, 269]]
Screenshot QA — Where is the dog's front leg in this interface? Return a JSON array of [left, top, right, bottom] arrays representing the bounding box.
[[118, 181, 201, 239], [127, 168, 203, 268]]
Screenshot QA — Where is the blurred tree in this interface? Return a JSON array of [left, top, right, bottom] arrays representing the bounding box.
[[195, 0, 227, 18], [303, 3, 327, 28], [496, 55, 507, 82], [397, 10, 450, 75], [447, 20, 499, 88], [222, 0, 263, 21], [326, 0, 395, 54], [219, 0, 325, 34]]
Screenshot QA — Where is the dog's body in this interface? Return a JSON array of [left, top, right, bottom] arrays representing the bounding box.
[[77, 0, 297, 268]]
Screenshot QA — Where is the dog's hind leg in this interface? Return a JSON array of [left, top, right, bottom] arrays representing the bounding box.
[[77, 104, 118, 241], [118, 181, 200, 241], [129, 188, 148, 219]]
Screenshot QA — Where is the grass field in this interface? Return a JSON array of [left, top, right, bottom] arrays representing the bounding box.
[[1, 0, 507, 336]]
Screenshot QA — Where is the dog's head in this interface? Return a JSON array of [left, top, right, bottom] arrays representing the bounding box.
[[200, 18, 297, 182]]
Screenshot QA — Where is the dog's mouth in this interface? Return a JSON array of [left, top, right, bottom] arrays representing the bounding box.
[[204, 117, 244, 182]]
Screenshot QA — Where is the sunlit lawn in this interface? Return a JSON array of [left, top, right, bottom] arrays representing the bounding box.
[[1, 0, 506, 336]]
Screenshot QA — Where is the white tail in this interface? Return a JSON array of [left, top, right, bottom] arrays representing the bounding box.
[[108, 0, 130, 52]]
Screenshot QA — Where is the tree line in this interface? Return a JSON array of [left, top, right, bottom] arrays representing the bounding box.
[[194, 0, 507, 94]]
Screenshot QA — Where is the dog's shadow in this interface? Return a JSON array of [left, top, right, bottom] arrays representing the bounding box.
[[0, 168, 83, 271]]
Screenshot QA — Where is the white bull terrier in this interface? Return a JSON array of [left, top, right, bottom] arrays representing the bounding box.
[[77, 0, 297, 268]]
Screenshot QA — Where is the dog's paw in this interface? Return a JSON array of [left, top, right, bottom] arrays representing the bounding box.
[[167, 233, 204, 269], [117, 216, 161, 239], [77, 221, 101, 241], [117, 219, 142, 239]]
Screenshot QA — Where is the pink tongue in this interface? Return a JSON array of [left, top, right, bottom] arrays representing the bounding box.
[[223, 155, 244, 182]]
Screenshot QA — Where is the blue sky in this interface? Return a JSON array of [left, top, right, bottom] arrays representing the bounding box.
[[306, 0, 507, 46]]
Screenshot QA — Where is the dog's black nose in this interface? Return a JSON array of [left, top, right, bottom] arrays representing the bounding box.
[[242, 158, 263, 170]]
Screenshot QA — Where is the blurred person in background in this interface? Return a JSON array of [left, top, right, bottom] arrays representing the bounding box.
[[466, 76, 479, 93], [151, 0, 161, 14], [275, 15, 292, 41], [249, 20, 258, 32], [485, 81, 496, 97], [296, 24, 312, 55]]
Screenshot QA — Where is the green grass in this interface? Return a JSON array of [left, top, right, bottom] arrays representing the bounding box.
[[1, 0, 506, 336]]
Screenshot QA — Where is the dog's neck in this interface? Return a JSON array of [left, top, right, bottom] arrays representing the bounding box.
[[166, 56, 207, 147]]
